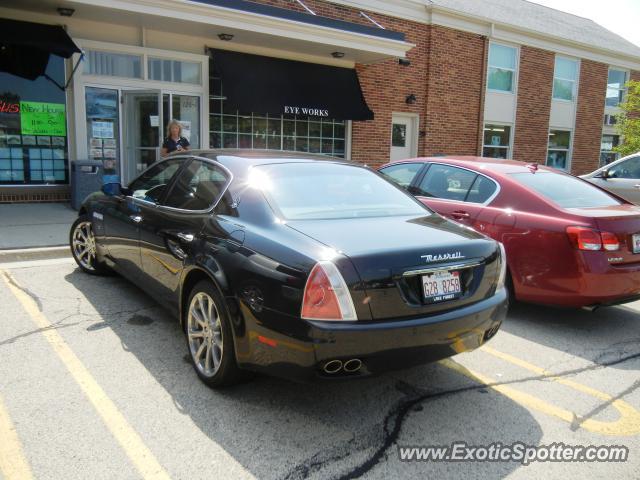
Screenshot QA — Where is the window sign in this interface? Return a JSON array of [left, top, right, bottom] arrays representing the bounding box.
[[85, 87, 120, 175], [91, 120, 114, 139], [0, 55, 68, 185], [20, 102, 66, 136]]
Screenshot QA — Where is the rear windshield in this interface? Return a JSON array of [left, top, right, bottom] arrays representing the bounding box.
[[256, 162, 429, 220], [510, 172, 621, 208]]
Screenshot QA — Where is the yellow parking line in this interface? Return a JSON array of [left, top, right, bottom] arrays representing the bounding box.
[[0, 393, 33, 480], [440, 346, 640, 436], [1, 270, 171, 480]]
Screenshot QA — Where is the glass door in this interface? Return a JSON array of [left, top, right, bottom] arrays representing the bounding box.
[[122, 90, 162, 183]]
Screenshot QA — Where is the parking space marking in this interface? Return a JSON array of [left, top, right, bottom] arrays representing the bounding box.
[[0, 393, 33, 480], [0, 270, 171, 480], [440, 346, 640, 436]]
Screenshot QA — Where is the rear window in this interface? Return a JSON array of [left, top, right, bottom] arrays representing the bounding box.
[[255, 162, 429, 220], [511, 172, 621, 208]]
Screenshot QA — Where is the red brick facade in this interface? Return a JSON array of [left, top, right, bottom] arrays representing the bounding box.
[[251, 0, 625, 173], [512, 46, 554, 164], [424, 26, 486, 158], [572, 60, 608, 175]]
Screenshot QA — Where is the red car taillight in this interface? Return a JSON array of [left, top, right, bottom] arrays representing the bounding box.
[[566, 226, 619, 251], [301, 261, 357, 321]]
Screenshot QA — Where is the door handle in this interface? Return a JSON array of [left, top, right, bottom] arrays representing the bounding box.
[[130, 215, 142, 223], [176, 233, 194, 243], [452, 211, 470, 219], [634, 184, 640, 189]]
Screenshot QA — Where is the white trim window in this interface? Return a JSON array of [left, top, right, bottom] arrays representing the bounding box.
[[600, 134, 620, 166], [83, 50, 143, 79], [606, 68, 628, 108], [547, 129, 572, 170], [148, 58, 202, 85], [487, 43, 517, 93], [553, 57, 578, 101], [482, 124, 512, 159]]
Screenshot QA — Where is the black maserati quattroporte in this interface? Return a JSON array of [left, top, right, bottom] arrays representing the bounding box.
[[70, 150, 508, 387]]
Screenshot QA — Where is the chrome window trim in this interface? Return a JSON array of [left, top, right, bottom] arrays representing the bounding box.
[[418, 162, 501, 206], [402, 261, 483, 277]]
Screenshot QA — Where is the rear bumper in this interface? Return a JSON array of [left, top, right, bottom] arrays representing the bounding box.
[[235, 288, 508, 382], [517, 254, 640, 307]]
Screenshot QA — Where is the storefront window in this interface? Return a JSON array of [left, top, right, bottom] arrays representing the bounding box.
[[83, 50, 142, 78], [148, 58, 201, 85], [85, 87, 120, 175], [483, 124, 511, 158], [209, 75, 346, 157], [600, 134, 620, 166], [547, 130, 571, 170], [0, 56, 68, 184]]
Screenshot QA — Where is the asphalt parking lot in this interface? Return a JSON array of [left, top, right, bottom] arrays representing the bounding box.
[[1, 256, 638, 480]]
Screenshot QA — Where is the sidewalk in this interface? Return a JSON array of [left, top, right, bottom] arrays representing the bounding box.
[[0, 203, 76, 250]]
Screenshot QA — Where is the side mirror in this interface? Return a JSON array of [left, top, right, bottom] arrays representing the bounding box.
[[597, 169, 610, 179]]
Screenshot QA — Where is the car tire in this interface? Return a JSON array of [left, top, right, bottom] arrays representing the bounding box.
[[69, 214, 110, 275], [185, 280, 243, 388]]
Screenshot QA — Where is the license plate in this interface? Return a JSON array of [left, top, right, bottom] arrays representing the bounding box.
[[633, 234, 640, 254], [422, 270, 462, 303]]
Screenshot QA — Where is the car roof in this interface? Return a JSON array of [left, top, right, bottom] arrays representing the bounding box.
[[188, 148, 347, 165], [180, 149, 355, 177], [384, 156, 558, 177]]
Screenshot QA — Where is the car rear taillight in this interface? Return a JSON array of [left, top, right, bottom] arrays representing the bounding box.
[[566, 226, 619, 251], [301, 261, 357, 321], [600, 231, 620, 251]]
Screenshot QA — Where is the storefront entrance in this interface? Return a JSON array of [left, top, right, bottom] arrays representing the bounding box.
[[121, 90, 201, 182]]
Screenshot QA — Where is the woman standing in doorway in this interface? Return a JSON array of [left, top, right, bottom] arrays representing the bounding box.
[[161, 120, 190, 157]]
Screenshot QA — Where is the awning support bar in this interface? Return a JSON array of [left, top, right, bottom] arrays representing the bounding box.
[[45, 52, 84, 91]]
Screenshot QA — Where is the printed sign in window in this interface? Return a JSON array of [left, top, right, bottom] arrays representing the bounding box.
[[20, 102, 67, 136]]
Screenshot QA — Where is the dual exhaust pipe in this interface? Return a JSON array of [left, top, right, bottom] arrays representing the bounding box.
[[323, 358, 362, 374]]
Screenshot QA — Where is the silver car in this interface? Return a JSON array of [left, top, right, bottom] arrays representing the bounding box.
[[582, 151, 640, 204]]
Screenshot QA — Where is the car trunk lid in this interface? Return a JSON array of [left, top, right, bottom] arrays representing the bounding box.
[[287, 214, 501, 320], [566, 205, 640, 263]]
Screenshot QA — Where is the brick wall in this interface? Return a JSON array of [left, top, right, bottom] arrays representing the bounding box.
[[572, 59, 608, 174], [251, 0, 431, 167], [424, 25, 486, 157], [247, 1, 620, 171], [512, 46, 554, 163]]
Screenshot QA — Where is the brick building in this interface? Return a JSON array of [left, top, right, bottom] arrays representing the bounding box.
[[1, 0, 639, 202]]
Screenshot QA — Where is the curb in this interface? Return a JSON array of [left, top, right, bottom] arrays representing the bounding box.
[[0, 246, 70, 263]]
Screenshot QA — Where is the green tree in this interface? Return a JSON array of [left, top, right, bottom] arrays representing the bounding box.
[[614, 80, 640, 156]]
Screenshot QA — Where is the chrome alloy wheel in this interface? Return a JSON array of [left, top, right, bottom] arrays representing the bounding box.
[[187, 292, 224, 377], [72, 221, 97, 271]]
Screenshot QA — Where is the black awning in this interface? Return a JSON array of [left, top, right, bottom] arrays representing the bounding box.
[[0, 18, 81, 80], [210, 49, 374, 121]]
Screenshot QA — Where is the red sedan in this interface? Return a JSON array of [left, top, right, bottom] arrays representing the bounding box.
[[379, 156, 640, 308]]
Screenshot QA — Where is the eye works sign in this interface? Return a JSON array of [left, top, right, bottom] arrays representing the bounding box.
[[284, 105, 329, 117]]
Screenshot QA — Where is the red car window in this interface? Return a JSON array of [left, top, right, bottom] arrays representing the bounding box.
[[417, 164, 477, 201]]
